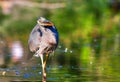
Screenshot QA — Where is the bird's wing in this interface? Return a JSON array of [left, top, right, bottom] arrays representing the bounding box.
[[28, 24, 42, 52]]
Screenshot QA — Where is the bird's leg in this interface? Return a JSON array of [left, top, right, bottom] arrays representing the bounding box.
[[42, 53, 49, 82], [43, 53, 49, 72], [40, 54, 46, 82]]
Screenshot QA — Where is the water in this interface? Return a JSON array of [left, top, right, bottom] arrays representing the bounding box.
[[0, 65, 80, 82], [0, 38, 120, 82], [0, 62, 120, 82]]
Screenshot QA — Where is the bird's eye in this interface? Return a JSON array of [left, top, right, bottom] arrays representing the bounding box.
[[39, 20, 42, 23]]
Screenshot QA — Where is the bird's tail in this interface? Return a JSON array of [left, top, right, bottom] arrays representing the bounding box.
[[33, 52, 39, 58]]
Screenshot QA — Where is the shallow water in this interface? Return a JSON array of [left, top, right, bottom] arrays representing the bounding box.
[[0, 37, 120, 82], [0, 63, 120, 82]]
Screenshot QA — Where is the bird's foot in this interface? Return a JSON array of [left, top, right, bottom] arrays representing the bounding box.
[[43, 73, 46, 82]]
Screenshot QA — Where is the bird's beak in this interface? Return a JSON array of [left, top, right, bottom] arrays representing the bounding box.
[[37, 20, 54, 26]]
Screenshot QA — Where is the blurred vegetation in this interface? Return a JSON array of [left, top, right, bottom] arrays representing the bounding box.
[[0, 0, 120, 81]]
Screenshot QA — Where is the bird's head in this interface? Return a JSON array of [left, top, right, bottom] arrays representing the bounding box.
[[37, 17, 54, 26]]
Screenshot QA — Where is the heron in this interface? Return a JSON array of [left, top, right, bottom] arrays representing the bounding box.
[[28, 17, 59, 82]]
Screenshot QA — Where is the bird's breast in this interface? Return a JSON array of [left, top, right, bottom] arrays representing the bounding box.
[[43, 32, 57, 45]]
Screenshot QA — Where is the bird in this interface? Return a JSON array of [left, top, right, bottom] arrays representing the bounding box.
[[28, 17, 59, 82]]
